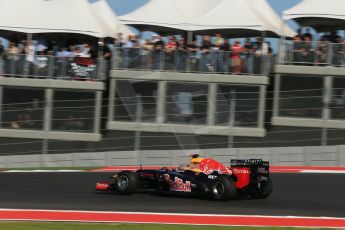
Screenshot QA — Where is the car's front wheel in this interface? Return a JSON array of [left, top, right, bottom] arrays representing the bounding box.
[[211, 175, 237, 200], [115, 171, 138, 195]]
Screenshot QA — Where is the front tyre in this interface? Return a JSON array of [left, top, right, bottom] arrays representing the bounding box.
[[115, 171, 138, 194], [251, 179, 273, 199], [211, 175, 237, 200]]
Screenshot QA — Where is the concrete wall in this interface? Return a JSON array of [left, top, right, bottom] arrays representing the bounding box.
[[0, 145, 344, 168]]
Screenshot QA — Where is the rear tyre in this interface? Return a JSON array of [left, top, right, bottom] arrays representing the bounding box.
[[211, 175, 237, 200], [115, 171, 138, 195], [251, 179, 273, 199]]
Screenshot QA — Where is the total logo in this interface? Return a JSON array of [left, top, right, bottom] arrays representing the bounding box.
[[232, 168, 250, 174], [164, 174, 191, 192]]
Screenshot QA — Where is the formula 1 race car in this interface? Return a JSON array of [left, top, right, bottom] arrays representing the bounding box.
[[95, 156, 273, 200]]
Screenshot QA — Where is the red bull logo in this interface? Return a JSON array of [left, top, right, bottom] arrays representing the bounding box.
[[164, 174, 191, 192], [199, 158, 232, 175]]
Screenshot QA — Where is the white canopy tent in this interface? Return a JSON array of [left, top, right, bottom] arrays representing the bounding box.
[[249, 0, 296, 37], [283, 0, 345, 31], [189, 0, 295, 37], [0, 0, 111, 38], [119, 0, 199, 33], [169, 0, 224, 20], [91, 0, 134, 38], [120, 0, 295, 37]]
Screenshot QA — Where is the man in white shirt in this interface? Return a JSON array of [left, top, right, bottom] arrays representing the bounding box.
[[25, 41, 35, 75], [25, 41, 35, 62]]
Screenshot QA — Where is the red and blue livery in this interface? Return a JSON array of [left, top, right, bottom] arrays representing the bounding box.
[[95, 156, 272, 200]]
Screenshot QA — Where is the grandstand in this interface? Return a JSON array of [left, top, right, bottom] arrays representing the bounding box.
[[0, 0, 344, 167]]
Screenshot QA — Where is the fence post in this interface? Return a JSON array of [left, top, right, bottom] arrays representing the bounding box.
[[48, 55, 54, 79], [258, 85, 267, 129], [228, 90, 236, 148], [160, 50, 165, 71], [322, 76, 332, 146], [260, 31, 267, 75], [207, 83, 217, 126], [273, 74, 281, 117], [326, 42, 333, 66], [93, 91, 102, 134], [339, 145, 345, 166], [156, 81, 167, 124], [108, 78, 116, 123], [135, 95, 143, 167], [42, 88, 53, 166]]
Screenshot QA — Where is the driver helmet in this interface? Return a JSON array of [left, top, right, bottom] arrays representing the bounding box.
[[189, 154, 204, 172]]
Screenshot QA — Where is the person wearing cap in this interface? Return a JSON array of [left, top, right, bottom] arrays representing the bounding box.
[[151, 34, 159, 43]]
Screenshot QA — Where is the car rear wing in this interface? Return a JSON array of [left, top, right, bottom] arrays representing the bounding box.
[[231, 159, 270, 175]]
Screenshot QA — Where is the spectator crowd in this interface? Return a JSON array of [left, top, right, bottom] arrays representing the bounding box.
[[0, 38, 111, 80], [290, 30, 345, 66], [115, 33, 273, 75], [0, 30, 344, 79]]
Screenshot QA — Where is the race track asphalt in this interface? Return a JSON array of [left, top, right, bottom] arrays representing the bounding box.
[[0, 172, 344, 217]]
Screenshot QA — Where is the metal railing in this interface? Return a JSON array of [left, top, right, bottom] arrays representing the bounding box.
[[113, 48, 273, 76], [1, 90, 345, 155], [278, 41, 345, 67], [0, 54, 107, 81]]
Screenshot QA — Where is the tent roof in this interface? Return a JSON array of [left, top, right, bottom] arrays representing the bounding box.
[[119, 0, 197, 33], [91, 0, 134, 38], [189, 0, 295, 37], [0, 0, 110, 38], [120, 0, 295, 37], [249, 0, 296, 37], [283, 0, 345, 31]]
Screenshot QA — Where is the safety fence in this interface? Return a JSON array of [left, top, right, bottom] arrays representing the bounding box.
[[0, 54, 107, 81], [113, 48, 274, 76], [0, 85, 344, 156], [2, 87, 345, 132], [279, 41, 345, 67], [0, 145, 344, 168]]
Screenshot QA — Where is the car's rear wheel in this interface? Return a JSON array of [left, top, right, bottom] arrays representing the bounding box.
[[251, 179, 273, 199], [211, 175, 237, 200], [115, 171, 138, 194]]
